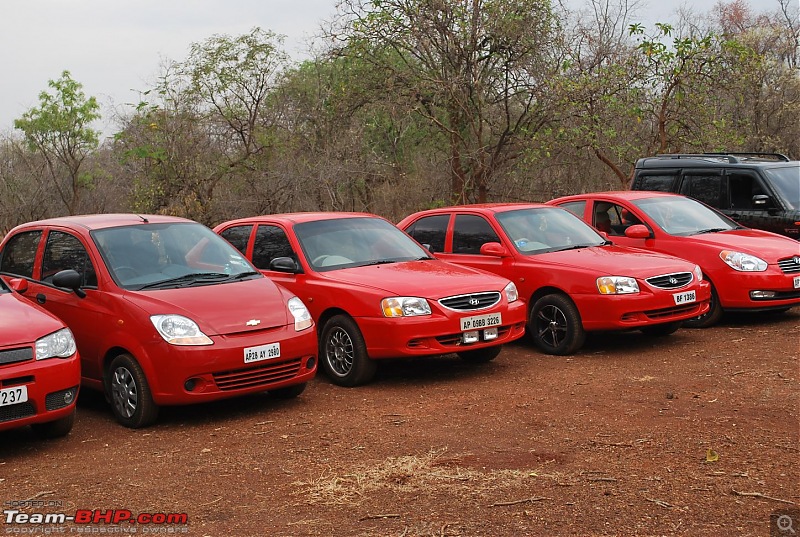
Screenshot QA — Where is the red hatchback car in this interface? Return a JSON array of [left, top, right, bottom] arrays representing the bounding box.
[[398, 204, 711, 355], [0, 277, 79, 437], [0, 215, 318, 428], [549, 191, 800, 327], [214, 213, 527, 386]]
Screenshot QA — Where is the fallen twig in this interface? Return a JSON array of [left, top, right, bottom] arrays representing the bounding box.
[[589, 440, 633, 448], [22, 491, 55, 502], [731, 489, 796, 505], [587, 477, 618, 482], [490, 496, 550, 507], [645, 497, 673, 508], [359, 513, 401, 521]]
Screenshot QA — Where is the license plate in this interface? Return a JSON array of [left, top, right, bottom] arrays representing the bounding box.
[[794, 276, 800, 289], [244, 342, 281, 363], [460, 312, 502, 331], [0, 385, 27, 407], [673, 290, 696, 305]]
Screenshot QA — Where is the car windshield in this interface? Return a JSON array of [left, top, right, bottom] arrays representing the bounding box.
[[92, 222, 259, 290], [495, 207, 606, 254], [293, 217, 431, 271], [633, 196, 740, 236], [763, 165, 800, 210]]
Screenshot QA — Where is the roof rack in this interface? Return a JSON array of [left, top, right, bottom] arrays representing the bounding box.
[[654, 152, 790, 163]]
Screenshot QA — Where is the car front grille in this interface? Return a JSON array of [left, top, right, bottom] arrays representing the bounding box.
[[439, 292, 501, 311], [645, 272, 693, 289], [778, 257, 800, 274], [643, 303, 702, 320], [0, 401, 35, 423], [0, 347, 33, 366], [213, 358, 303, 391]]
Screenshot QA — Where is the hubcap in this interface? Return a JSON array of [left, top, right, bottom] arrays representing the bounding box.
[[111, 366, 138, 419], [536, 305, 568, 348], [326, 327, 354, 376]]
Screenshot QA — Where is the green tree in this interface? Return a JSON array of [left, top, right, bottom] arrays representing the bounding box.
[[13, 70, 101, 215]]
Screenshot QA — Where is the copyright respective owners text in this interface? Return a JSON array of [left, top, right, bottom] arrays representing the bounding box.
[[772, 508, 800, 537], [3, 499, 189, 534]]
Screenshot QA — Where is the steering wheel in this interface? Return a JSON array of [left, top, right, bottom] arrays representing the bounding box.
[[312, 255, 330, 266], [114, 266, 139, 280]]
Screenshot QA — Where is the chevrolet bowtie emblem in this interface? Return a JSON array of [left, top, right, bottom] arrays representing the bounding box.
[[246, 319, 261, 326]]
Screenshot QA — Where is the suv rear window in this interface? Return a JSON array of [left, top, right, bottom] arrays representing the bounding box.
[[637, 174, 677, 191]]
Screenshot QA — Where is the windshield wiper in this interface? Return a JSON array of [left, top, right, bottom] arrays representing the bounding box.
[[228, 271, 261, 280], [135, 272, 231, 290], [360, 259, 396, 266], [550, 244, 594, 252], [693, 228, 729, 235]]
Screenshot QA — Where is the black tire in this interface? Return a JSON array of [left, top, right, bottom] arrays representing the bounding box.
[[640, 321, 682, 337], [107, 353, 159, 429], [319, 315, 376, 387], [269, 382, 307, 399], [457, 345, 502, 363], [31, 409, 75, 438], [529, 294, 586, 355], [684, 280, 723, 328]]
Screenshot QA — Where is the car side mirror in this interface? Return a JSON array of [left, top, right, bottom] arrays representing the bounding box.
[[52, 269, 86, 298], [480, 242, 510, 257], [752, 194, 770, 207], [624, 224, 652, 239], [269, 257, 302, 274], [9, 277, 28, 294]]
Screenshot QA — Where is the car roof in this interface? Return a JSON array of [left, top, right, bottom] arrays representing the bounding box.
[[550, 191, 684, 203], [412, 203, 550, 214], [635, 153, 798, 169], [10, 213, 194, 232], [219, 212, 380, 227]]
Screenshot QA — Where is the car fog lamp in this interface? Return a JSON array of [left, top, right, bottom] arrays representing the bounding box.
[[462, 331, 479, 344], [750, 290, 777, 299]]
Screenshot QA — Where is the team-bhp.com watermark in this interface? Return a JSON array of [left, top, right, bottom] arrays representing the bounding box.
[[3, 500, 189, 534]]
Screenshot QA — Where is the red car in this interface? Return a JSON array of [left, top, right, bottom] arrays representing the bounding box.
[[214, 213, 527, 386], [0, 276, 79, 437], [0, 215, 318, 428], [398, 204, 711, 355], [549, 191, 800, 327]]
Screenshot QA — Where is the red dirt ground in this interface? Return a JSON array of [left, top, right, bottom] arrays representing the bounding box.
[[1, 310, 798, 537]]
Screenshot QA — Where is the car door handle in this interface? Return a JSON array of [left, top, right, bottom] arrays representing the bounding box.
[[36, 293, 46, 305]]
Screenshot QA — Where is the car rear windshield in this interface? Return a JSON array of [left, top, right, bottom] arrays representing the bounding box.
[[763, 165, 800, 210]]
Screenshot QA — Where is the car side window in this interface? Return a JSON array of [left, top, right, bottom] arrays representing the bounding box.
[[405, 215, 449, 253], [219, 225, 253, 255], [728, 172, 772, 209], [453, 215, 500, 254], [0, 231, 42, 278], [637, 174, 677, 191], [679, 174, 722, 208], [252, 225, 296, 270], [594, 203, 642, 236], [41, 231, 97, 287], [558, 201, 586, 218]]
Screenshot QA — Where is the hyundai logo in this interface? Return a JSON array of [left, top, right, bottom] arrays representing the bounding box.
[[468, 297, 480, 306], [794, 256, 800, 265], [669, 277, 678, 285]]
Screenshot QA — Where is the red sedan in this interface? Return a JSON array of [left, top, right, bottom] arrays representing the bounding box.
[[398, 204, 711, 355], [0, 276, 79, 437], [548, 191, 800, 326], [214, 213, 527, 386], [0, 215, 318, 428]]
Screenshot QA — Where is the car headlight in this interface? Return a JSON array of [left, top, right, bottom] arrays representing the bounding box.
[[381, 297, 431, 317], [504, 282, 519, 303], [597, 276, 640, 294], [720, 250, 767, 272], [35, 328, 77, 360], [288, 296, 313, 331], [151, 315, 213, 346], [694, 265, 703, 281]]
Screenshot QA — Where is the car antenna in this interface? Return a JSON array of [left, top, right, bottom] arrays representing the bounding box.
[[136, 214, 149, 223]]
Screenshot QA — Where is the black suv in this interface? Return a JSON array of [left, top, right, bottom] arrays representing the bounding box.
[[631, 153, 800, 240]]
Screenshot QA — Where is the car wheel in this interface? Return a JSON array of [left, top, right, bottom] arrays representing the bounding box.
[[31, 410, 75, 438], [107, 354, 159, 429], [457, 346, 502, 363], [684, 281, 723, 328], [269, 383, 307, 399], [529, 294, 586, 355], [320, 315, 376, 387], [640, 321, 682, 337]]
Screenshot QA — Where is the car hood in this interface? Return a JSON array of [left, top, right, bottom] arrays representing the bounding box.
[[535, 245, 696, 277], [0, 293, 66, 347], [680, 230, 800, 261], [122, 278, 290, 336], [319, 260, 509, 298]]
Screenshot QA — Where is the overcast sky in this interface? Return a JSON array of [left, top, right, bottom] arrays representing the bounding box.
[[0, 0, 738, 138]]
